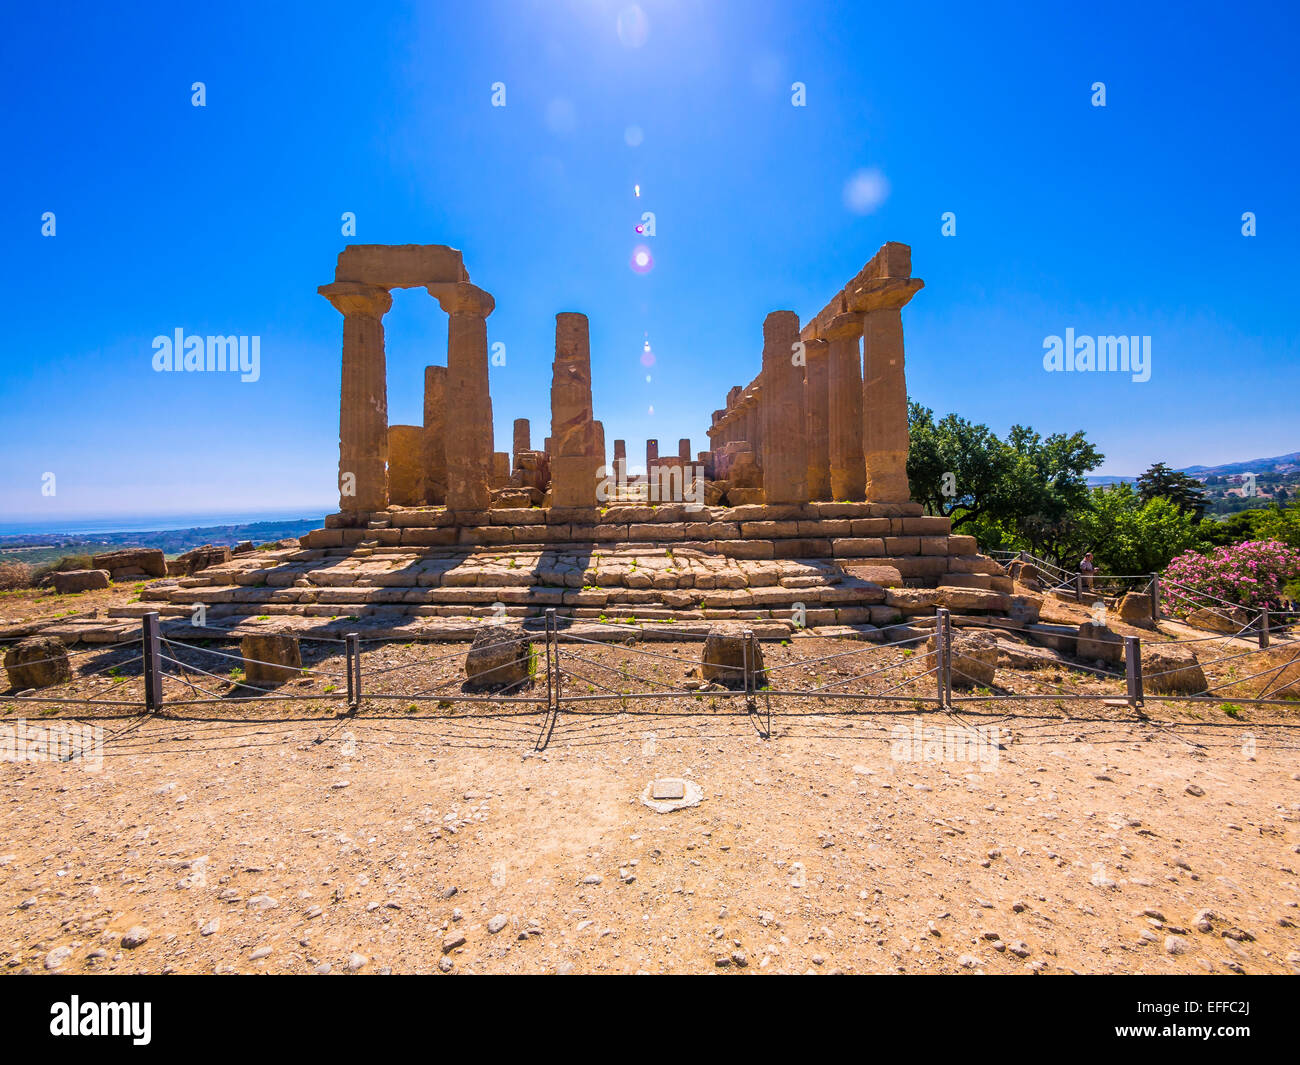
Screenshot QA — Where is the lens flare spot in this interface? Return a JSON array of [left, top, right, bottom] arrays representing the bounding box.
[[617, 5, 649, 48], [630, 245, 654, 273], [625, 126, 644, 147]]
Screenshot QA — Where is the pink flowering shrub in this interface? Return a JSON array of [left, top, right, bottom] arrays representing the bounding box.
[[1162, 539, 1300, 617]]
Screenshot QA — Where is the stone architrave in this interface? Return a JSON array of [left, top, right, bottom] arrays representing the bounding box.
[[423, 365, 447, 505], [825, 313, 866, 501], [759, 310, 807, 504], [429, 282, 495, 510], [803, 338, 831, 500], [319, 281, 393, 512], [549, 312, 598, 507], [859, 278, 922, 502], [388, 425, 425, 506]]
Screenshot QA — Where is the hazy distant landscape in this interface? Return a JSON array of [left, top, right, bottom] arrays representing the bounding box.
[[0, 518, 324, 566]]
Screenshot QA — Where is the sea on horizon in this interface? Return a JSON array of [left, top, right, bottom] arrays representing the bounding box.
[[0, 510, 331, 538]]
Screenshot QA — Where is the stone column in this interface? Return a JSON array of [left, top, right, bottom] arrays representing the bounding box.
[[388, 425, 424, 506], [593, 420, 606, 477], [804, 339, 830, 500], [512, 418, 530, 461], [613, 438, 626, 466], [860, 281, 922, 502], [646, 439, 658, 471], [760, 310, 807, 504], [678, 438, 691, 463], [423, 366, 447, 505], [430, 283, 495, 511], [320, 281, 393, 513], [826, 314, 866, 501], [491, 452, 510, 488], [549, 312, 597, 507]]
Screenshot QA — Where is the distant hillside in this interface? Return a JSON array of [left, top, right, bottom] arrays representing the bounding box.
[[1088, 450, 1300, 485]]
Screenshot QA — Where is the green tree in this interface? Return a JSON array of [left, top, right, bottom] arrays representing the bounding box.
[[1254, 499, 1300, 549], [1000, 425, 1104, 565], [905, 402, 1012, 531], [1136, 462, 1209, 521], [1082, 484, 1199, 574]]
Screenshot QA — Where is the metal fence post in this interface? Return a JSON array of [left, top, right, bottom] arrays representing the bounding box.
[[345, 633, 360, 714], [935, 608, 950, 707], [1124, 635, 1143, 710], [742, 628, 754, 706], [545, 608, 556, 712], [1259, 608, 1270, 649], [1149, 573, 1160, 620], [142, 611, 163, 713]]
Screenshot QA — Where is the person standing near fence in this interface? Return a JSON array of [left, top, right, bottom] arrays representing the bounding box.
[[1080, 552, 1096, 593]]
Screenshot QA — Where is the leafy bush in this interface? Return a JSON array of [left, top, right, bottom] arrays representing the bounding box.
[[1162, 540, 1300, 616]]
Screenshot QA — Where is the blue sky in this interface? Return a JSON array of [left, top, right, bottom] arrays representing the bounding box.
[[2, 0, 1296, 523]]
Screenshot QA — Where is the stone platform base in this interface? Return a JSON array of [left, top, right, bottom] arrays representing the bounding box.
[[97, 504, 1032, 643]]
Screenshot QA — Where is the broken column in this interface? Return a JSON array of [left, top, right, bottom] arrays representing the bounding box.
[[759, 310, 807, 504], [423, 365, 447, 505], [549, 312, 598, 507], [825, 314, 865, 501], [860, 278, 922, 502], [512, 418, 530, 462], [387, 425, 425, 506], [804, 338, 830, 501], [320, 281, 393, 512], [430, 283, 495, 511], [678, 438, 691, 463], [646, 439, 659, 471]]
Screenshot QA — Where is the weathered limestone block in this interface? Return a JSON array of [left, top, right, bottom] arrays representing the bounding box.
[[803, 338, 830, 501], [92, 548, 167, 579], [431, 282, 495, 510], [1141, 644, 1206, 695], [5, 636, 71, 690], [928, 628, 998, 688], [173, 545, 232, 576], [320, 281, 393, 512], [464, 625, 534, 689], [333, 243, 467, 288], [1076, 621, 1124, 663], [491, 451, 511, 489], [423, 365, 447, 505], [388, 425, 426, 506], [825, 314, 865, 501], [1118, 591, 1155, 628], [550, 313, 598, 508], [760, 310, 808, 504], [51, 569, 111, 593], [1186, 606, 1250, 634], [702, 630, 765, 687], [240, 634, 302, 685]]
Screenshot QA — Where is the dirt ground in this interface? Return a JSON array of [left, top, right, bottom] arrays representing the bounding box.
[[3, 579, 1299, 976]]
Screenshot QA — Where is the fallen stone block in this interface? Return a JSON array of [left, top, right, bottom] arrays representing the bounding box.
[[464, 625, 534, 689], [701, 630, 765, 688], [51, 569, 111, 594], [1141, 643, 1206, 695], [239, 634, 303, 686], [4, 636, 72, 690]]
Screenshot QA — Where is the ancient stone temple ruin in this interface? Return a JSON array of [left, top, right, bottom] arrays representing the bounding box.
[[129, 242, 1019, 641]]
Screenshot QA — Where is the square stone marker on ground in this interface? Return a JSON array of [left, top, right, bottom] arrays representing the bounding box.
[[651, 779, 686, 800]]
